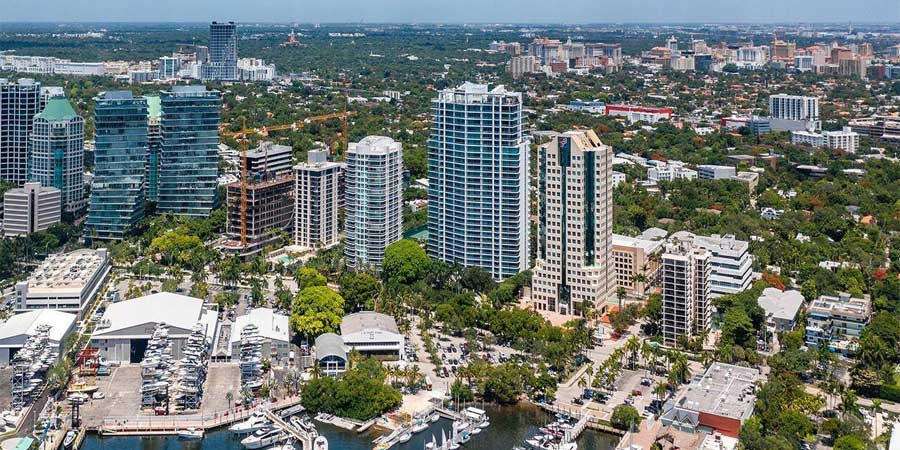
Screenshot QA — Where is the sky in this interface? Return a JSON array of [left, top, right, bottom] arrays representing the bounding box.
[[2, 0, 898, 24]]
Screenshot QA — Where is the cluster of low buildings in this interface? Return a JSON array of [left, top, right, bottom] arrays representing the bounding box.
[[639, 35, 876, 77], [499, 37, 623, 79], [1, 22, 277, 83]]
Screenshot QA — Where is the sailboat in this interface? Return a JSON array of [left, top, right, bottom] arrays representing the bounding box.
[[449, 427, 460, 450]]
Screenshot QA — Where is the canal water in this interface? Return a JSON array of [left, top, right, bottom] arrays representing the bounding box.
[[81, 404, 619, 450]]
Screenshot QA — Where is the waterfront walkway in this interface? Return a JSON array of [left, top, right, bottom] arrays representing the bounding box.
[[96, 396, 302, 435]]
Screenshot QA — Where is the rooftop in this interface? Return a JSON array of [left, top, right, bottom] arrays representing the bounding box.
[[0, 310, 76, 345], [34, 97, 78, 122], [673, 363, 759, 420], [230, 308, 289, 344], [93, 292, 208, 337], [612, 233, 664, 254], [340, 311, 400, 336], [809, 293, 871, 320], [756, 288, 804, 323], [22, 249, 108, 296], [349, 136, 401, 155], [315, 332, 347, 361]]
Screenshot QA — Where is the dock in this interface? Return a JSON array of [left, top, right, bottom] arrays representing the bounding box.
[[536, 402, 625, 437], [263, 410, 316, 450], [96, 396, 303, 435]]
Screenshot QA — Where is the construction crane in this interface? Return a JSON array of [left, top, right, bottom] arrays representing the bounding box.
[[221, 111, 357, 247]]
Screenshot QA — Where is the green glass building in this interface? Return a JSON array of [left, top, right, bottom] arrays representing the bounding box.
[[157, 86, 220, 217], [28, 97, 85, 212], [86, 91, 148, 240]]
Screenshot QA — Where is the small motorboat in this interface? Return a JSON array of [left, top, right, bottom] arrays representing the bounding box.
[[430, 413, 439, 423], [92, 391, 105, 400], [314, 436, 328, 450], [68, 382, 99, 394], [398, 432, 412, 443], [177, 428, 204, 439], [411, 420, 429, 434], [63, 430, 77, 449]]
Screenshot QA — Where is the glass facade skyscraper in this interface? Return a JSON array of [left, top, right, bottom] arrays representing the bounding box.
[[86, 91, 148, 240], [0, 78, 42, 186], [28, 97, 85, 212], [427, 82, 529, 280], [344, 136, 404, 271], [202, 21, 238, 81], [144, 94, 161, 202], [157, 86, 220, 217]]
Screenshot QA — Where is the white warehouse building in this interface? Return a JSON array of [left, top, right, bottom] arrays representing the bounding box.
[[0, 310, 76, 366], [340, 312, 404, 361], [229, 308, 291, 364], [90, 293, 218, 363]]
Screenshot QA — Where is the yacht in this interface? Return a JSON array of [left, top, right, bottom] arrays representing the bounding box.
[[230, 411, 269, 435], [177, 428, 204, 440], [240, 427, 286, 449]]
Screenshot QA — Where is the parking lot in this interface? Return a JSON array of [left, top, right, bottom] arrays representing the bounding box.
[[79, 363, 241, 427], [407, 319, 522, 394]]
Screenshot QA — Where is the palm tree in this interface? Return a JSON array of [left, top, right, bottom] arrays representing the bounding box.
[[653, 381, 668, 403], [871, 399, 882, 436], [625, 336, 641, 370], [226, 391, 234, 412], [577, 376, 588, 391]]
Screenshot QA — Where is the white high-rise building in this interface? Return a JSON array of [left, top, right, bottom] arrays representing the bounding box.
[[769, 94, 819, 121], [791, 126, 859, 154], [669, 231, 753, 297], [344, 136, 403, 271], [294, 150, 341, 250], [532, 130, 615, 318], [661, 242, 711, 346], [427, 82, 529, 280], [2, 182, 60, 237]]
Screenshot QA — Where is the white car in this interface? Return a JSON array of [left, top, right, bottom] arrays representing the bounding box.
[[91, 391, 105, 400]]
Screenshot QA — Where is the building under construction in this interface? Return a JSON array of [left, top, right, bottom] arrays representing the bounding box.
[[222, 142, 295, 257], [224, 175, 294, 257]]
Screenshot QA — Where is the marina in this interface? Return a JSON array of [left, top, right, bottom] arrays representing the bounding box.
[[78, 404, 619, 450]]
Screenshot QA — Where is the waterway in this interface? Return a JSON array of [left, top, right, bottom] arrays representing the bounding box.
[[81, 404, 619, 450]]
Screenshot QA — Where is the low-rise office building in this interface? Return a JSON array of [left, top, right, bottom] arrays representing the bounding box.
[[669, 232, 753, 297], [661, 363, 759, 438], [791, 127, 859, 153], [339, 312, 404, 361], [612, 233, 664, 299], [2, 182, 61, 237], [91, 292, 218, 363], [0, 310, 76, 366], [14, 248, 110, 314]]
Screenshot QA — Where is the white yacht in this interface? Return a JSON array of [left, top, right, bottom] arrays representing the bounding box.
[[230, 411, 269, 435], [240, 427, 286, 449]]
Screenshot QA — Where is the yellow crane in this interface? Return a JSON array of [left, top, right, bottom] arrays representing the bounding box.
[[221, 111, 357, 247]]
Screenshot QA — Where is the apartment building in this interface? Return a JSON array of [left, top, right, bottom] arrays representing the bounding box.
[[661, 242, 711, 346]]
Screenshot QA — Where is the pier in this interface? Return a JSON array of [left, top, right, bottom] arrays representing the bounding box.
[[96, 397, 303, 435], [536, 402, 625, 437], [264, 410, 316, 450]]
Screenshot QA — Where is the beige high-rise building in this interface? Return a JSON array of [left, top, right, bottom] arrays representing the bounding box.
[[661, 241, 711, 346], [293, 150, 341, 250], [532, 130, 614, 318]]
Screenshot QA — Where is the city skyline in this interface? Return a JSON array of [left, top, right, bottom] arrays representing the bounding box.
[[2, 0, 898, 24]]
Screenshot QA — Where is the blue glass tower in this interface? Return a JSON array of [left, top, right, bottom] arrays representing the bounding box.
[[86, 91, 148, 240], [157, 86, 220, 217], [427, 82, 529, 280]]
